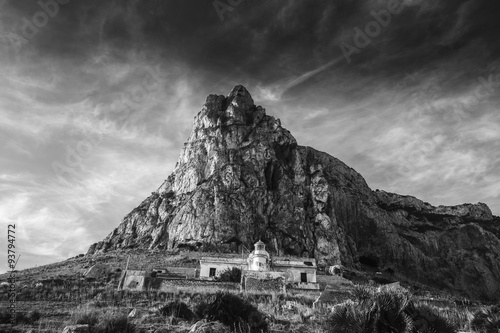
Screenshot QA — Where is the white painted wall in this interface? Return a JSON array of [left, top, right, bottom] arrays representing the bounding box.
[[199, 262, 245, 279], [274, 267, 317, 283], [249, 255, 268, 271]]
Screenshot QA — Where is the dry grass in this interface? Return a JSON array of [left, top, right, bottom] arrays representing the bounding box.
[[0, 285, 495, 333], [1, 249, 497, 332]]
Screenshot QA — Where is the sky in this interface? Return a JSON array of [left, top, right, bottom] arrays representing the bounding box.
[[0, 0, 499, 272]]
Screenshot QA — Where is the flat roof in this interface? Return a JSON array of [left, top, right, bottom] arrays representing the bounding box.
[[199, 255, 316, 266], [200, 257, 247, 264], [273, 257, 316, 267]]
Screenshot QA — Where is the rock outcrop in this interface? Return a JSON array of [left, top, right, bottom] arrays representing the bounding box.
[[87, 85, 500, 300]]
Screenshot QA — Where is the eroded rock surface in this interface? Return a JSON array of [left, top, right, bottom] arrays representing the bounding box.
[[87, 85, 500, 300]]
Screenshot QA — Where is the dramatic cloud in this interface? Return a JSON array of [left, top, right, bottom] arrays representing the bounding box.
[[0, 0, 499, 271]]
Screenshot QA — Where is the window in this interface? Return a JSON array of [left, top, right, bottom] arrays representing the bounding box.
[[301, 272, 307, 283], [209, 268, 216, 277]]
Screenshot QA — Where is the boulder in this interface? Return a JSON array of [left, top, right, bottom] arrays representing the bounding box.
[[128, 308, 141, 318], [189, 320, 229, 333], [61, 325, 89, 333], [84, 264, 111, 280]]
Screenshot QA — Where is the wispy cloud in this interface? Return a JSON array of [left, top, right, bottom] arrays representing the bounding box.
[[1, 0, 499, 272]]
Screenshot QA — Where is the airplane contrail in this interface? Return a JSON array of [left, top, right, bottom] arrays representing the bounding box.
[[278, 57, 343, 99]]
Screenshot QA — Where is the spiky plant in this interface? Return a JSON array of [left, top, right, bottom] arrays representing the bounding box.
[[407, 304, 456, 333], [325, 300, 376, 333], [350, 285, 376, 305], [374, 291, 413, 333], [471, 306, 500, 333]]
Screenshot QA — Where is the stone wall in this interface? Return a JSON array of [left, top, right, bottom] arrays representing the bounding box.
[[157, 279, 239, 291], [243, 276, 285, 293]]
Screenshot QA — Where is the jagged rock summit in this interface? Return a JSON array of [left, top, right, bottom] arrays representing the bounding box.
[[88, 85, 500, 300]]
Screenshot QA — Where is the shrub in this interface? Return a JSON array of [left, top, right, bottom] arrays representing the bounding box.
[[158, 301, 194, 321], [350, 285, 375, 304], [408, 304, 455, 333], [325, 289, 457, 333], [25, 310, 41, 324], [74, 309, 99, 328], [373, 290, 413, 333], [216, 267, 242, 283], [326, 300, 375, 333], [471, 306, 500, 333], [0, 309, 42, 326], [197, 292, 267, 333], [69, 308, 135, 333], [0, 309, 11, 324], [95, 312, 135, 333]]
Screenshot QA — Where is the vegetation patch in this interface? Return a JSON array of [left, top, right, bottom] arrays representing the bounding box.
[[69, 307, 136, 333], [325, 286, 456, 333], [158, 300, 195, 321], [196, 292, 268, 332]]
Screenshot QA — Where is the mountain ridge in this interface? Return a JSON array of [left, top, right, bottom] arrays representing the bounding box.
[[87, 85, 500, 300]]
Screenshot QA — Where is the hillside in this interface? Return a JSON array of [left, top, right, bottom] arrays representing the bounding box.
[[84, 85, 500, 301]]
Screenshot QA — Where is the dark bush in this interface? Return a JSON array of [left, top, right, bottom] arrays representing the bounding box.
[[0, 309, 42, 326], [408, 304, 455, 333], [75, 310, 99, 328], [158, 301, 194, 321], [471, 307, 500, 333], [0, 309, 11, 324], [216, 267, 242, 283], [194, 301, 211, 320], [325, 289, 456, 333], [373, 291, 413, 333], [326, 300, 375, 333], [350, 285, 374, 304], [95, 313, 135, 333], [197, 292, 267, 333], [25, 310, 41, 324], [71, 309, 135, 333]]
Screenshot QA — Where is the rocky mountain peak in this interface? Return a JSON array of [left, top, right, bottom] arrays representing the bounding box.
[[198, 85, 262, 129], [227, 84, 254, 109], [88, 86, 500, 300]]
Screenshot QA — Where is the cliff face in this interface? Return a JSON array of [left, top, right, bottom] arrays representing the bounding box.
[[87, 85, 500, 300]]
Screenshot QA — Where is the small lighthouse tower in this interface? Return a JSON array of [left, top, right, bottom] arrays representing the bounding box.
[[247, 240, 270, 271]]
